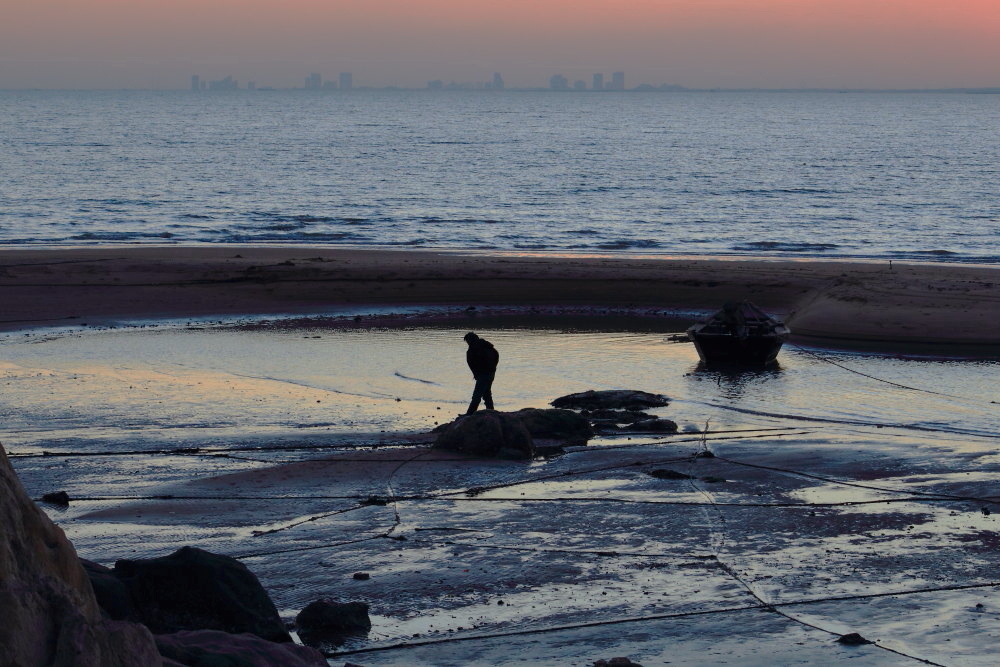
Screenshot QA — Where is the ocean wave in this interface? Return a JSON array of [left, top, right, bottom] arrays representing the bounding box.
[[71, 231, 174, 240], [419, 217, 502, 226], [249, 212, 344, 224], [734, 187, 837, 196], [899, 249, 958, 256], [732, 241, 839, 252], [569, 185, 625, 194], [216, 231, 366, 243], [84, 198, 162, 208], [594, 239, 661, 250]]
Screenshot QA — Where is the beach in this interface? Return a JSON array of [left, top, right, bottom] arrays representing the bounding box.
[[2, 246, 999, 351], [3, 246, 1000, 665]]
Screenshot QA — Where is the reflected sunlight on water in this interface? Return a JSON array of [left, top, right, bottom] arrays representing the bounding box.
[[1, 318, 997, 452]]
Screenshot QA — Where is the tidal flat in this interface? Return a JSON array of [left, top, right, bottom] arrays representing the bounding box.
[[3, 315, 999, 666]]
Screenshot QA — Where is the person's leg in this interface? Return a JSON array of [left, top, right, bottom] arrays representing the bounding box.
[[482, 372, 495, 410], [467, 375, 487, 414]]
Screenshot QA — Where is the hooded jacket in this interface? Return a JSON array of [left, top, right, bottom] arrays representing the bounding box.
[[466, 337, 500, 376]]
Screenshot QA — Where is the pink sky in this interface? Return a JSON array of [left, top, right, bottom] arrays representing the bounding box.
[[2, 1, 999, 89]]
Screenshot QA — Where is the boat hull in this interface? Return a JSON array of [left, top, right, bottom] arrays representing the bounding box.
[[688, 329, 786, 365]]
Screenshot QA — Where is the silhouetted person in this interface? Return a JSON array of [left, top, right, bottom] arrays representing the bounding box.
[[464, 332, 499, 414]]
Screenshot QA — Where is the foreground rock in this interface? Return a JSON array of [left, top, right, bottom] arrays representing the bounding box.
[[82, 559, 138, 622], [0, 442, 160, 666], [434, 410, 535, 458], [620, 418, 678, 433], [110, 546, 292, 643], [295, 599, 372, 647], [156, 630, 326, 666], [581, 409, 655, 425], [512, 407, 594, 442], [551, 390, 669, 411], [434, 408, 595, 458]]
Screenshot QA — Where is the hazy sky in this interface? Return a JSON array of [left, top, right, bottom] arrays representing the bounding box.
[[2, 0, 999, 89]]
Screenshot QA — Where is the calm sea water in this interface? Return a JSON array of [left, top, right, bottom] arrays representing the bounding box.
[[1, 90, 998, 263]]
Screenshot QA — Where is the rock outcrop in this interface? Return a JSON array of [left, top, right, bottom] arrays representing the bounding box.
[[434, 410, 535, 459], [551, 390, 670, 411], [110, 546, 292, 643], [81, 559, 138, 622], [512, 407, 594, 441], [434, 408, 596, 458], [0, 442, 160, 667], [620, 418, 678, 433], [155, 630, 326, 666], [295, 599, 372, 647]]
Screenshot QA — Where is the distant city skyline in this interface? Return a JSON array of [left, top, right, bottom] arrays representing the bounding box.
[[2, 1, 999, 90], [186, 70, 688, 92]]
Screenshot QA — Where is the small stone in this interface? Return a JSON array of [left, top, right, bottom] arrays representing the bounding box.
[[352, 572, 370, 581], [41, 491, 70, 506], [836, 632, 873, 645], [982, 507, 991, 516]]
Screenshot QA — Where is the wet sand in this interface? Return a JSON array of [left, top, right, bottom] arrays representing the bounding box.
[[3, 247, 999, 664], [1, 246, 998, 350], [4, 294, 999, 665]]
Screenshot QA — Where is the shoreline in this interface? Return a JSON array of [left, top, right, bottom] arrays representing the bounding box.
[[1, 246, 998, 352]]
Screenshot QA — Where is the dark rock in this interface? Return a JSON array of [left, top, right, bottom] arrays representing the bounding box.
[[433, 411, 534, 459], [295, 599, 371, 646], [113, 546, 291, 643], [701, 476, 727, 483], [695, 450, 715, 458], [41, 490, 71, 506], [155, 630, 327, 667], [352, 572, 370, 581], [497, 447, 530, 460], [0, 442, 159, 666], [836, 632, 874, 645], [648, 469, 692, 480], [81, 559, 138, 621], [512, 408, 594, 441], [581, 409, 654, 424], [594, 658, 644, 667], [534, 445, 567, 458], [621, 418, 678, 433], [551, 390, 669, 411]]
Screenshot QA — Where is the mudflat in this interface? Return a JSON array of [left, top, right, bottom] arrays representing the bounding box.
[[1, 246, 998, 349]]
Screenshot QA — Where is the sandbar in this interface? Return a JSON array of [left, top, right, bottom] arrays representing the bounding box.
[[1, 246, 997, 351]]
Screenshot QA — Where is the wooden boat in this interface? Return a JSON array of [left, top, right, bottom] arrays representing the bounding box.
[[687, 301, 790, 365]]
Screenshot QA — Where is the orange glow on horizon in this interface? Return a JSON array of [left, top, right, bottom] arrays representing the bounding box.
[[2, 1, 999, 89]]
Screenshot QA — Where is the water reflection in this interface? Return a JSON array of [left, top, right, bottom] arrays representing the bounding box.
[[686, 362, 784, 401]]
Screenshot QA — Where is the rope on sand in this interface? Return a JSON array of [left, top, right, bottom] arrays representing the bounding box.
[[683, 433, 947, 667], [329, 579, 1000, 661], [790, 342, 995, 405]]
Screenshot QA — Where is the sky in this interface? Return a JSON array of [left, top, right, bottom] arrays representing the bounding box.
[[2, 0, 999, 90]]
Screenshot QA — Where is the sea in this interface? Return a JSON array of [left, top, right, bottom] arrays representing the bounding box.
[[1, 89, 999, 263]]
